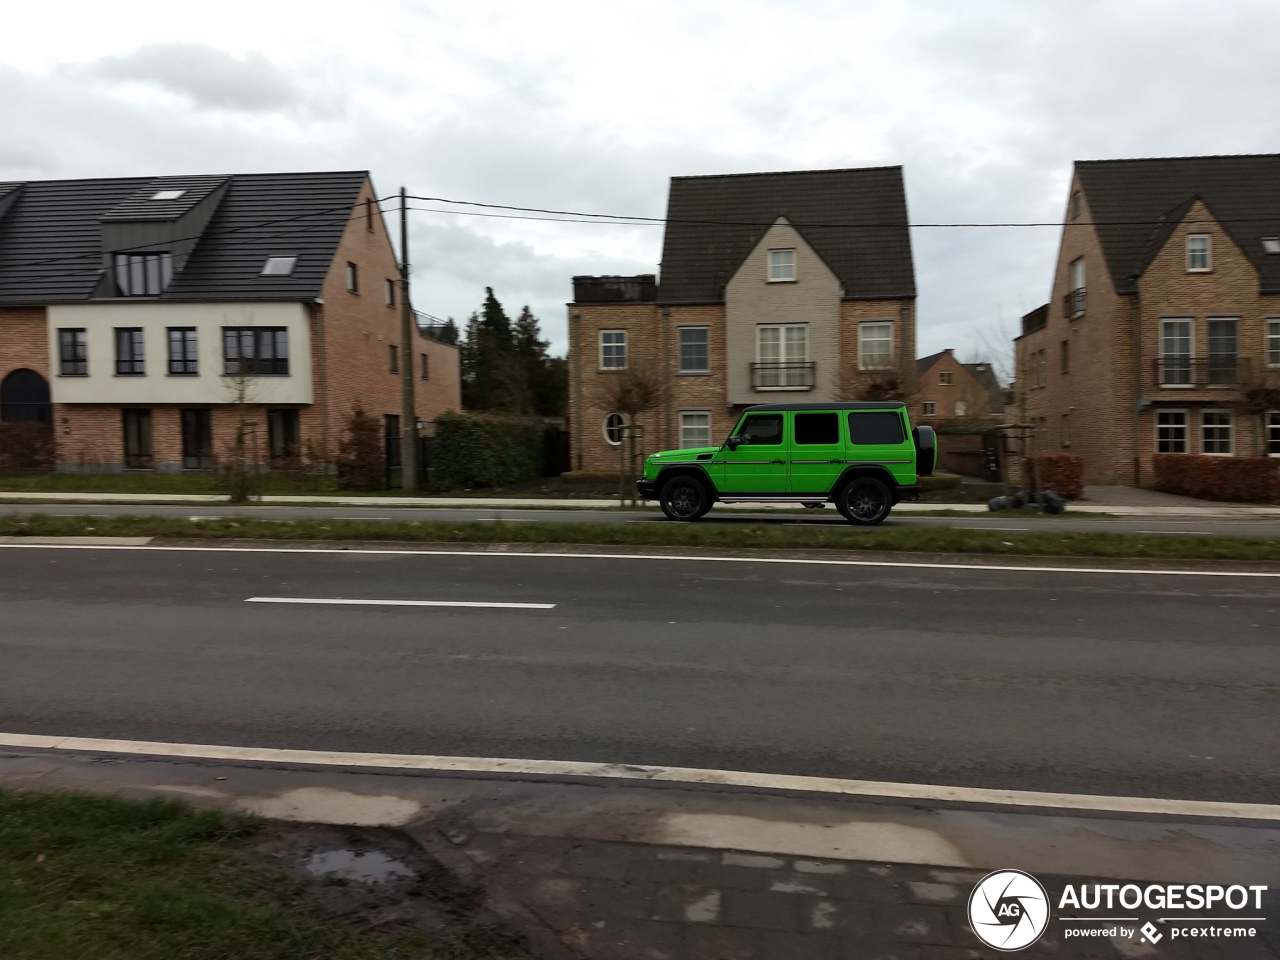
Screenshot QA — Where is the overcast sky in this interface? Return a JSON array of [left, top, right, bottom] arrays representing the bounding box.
[[4, 1, 1278, 370]]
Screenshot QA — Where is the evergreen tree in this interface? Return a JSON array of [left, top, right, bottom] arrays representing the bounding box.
[[459, 289, 567, 416]]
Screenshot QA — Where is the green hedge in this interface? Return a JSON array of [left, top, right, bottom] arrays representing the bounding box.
[[433, 413, 543, 488]]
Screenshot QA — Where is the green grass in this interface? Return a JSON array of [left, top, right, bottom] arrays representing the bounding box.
[[0, 789, 529, 960], [2, 513, 1277, 562]]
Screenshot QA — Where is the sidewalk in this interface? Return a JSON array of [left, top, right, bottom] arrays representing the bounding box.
[[1, 744, 1276, 959], [3, 489, 1280, 518]]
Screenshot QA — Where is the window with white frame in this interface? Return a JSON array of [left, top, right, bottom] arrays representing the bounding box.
[[768, 249, 795, 281], [1069, 257, 1085, 291], [1268, 411, 1280, 456], [679, 411, 711, 448], [1187, 234, 1211, 272], [1160, 318, 1193, 385], [678, 326, 709, 373], [757, 324, 808, 387], [939, 371, 953, 385], [1201, 410, 1232, 454], [955, 401, 968, 417], [1157, 410, 1187, 453], [922, 401, 936, 417], [859, 321, 893, 370], [603, 412, 627, 445], [1267, 319, 1280, 368], [599, 330, 626, 369]]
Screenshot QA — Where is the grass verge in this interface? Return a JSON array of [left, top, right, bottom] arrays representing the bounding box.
[[1, 513, 1278, 562], [0, 788, 528, 960]]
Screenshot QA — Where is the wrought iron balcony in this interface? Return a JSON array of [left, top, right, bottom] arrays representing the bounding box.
[[751, 361, 815, 390], [1063, 287, 1086, 319], [1154, 356, 1249, 388]]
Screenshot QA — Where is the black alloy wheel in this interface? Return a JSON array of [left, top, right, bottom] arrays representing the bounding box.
[[839, 477, 892, 525], [659, 476, 707, 521]]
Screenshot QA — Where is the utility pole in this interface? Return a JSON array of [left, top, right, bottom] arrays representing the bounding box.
[[398, 186, 418, 490]]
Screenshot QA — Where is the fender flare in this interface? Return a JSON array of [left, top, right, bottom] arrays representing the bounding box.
[[830, 465, 901, 501], [654, 465, 720, 499]]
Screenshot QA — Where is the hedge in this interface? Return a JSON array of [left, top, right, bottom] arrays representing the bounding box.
[[1153, 454, 1280, 503], [1037, 452, 1084, 499], [433, 412, 543, 488]]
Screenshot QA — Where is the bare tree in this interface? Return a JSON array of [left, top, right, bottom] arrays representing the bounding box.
[[221, 365, 262, 504], [601, 361, 667, 504], [962, 315, 1018, 386]]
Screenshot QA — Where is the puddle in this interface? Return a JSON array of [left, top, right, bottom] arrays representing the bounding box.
[[304, 848, 417, 884]]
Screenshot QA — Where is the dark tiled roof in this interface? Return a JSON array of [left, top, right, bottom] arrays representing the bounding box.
[[916, 349, 947, 373], [100, 175, 230, 223], [1075, 154, 1280, 293], [0, 171, 368, 304], [657, 166, 915, 303], [962, 362, 1005, 413]]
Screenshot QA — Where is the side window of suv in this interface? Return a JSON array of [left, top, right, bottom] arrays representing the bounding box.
[[739, 414, 784, 444], [794, 412, 839, 444], [848, 411, 905, 444]]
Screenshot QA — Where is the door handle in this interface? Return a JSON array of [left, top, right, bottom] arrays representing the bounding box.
[[828, 459, 844, 464], [772, 459, 786, 464]]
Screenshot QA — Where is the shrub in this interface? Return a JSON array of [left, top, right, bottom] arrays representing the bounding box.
[[1037, 452, 1085, 499], [1153, 455, 1280, 503], [433, 412, 542, 489], [0, 423, 55, 473], [335, 406, 385, 491]]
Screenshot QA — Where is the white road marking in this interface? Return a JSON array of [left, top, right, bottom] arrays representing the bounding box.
[[0, 732, 1276, 821], [1135, 530, 1214, 536], [334, 517, 393, 521], [246, 597, 556, 609], [0, 541, 1278, 578]]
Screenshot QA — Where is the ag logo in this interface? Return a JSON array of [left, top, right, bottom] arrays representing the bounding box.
[[968, 869, 1050, 951]]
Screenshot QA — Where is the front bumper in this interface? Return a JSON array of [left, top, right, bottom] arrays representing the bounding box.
[[895, 484, 922, 503], [636, 478, 658, 500]]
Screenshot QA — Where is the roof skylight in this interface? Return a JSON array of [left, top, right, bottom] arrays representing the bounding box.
[[260, 256, 298, 276], [150, 189, 186, 201], [1263, 238, 1280, 255]]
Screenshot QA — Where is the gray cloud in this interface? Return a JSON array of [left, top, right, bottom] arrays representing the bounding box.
[[88, 43, 299, 112]]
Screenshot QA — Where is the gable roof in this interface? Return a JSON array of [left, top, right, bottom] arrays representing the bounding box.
[[1075, 154, 1280, 294], [0, 171, 369, 304], [962, 361, 1005, 414], [916, 349, 948, 373], [657, 166, 915, 303]]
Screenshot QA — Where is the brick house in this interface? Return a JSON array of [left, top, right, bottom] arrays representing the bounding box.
[[915, 349, 1005, 423], [567, 167, 917, 471], [0, 172, 459, 472], [1014, 154, 1280, 485]]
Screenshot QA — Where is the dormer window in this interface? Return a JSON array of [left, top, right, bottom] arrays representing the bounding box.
[[260, 256, 298, 276], [150, 190, 185, 201], [1263, 238, 1280, 255], [114, 252, 173, 296], [768, 249, 796, 282], [1187, 234, 1211, 272]]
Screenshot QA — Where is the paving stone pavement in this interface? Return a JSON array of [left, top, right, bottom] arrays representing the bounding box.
[[425, 829, 1280, 959]]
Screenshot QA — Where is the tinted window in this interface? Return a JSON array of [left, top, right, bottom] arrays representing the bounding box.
[[794, 412, 839, 445], [848, 411, 904, 444], [739, 414, 784, 445]]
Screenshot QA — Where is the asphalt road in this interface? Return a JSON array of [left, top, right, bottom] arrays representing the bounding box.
[[1, 543, 1277, 804], [4, 500, 1280, 537]]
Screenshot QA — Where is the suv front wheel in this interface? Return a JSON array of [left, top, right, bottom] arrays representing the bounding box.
[[838, 477, 892, 526], [659, 475, 709, 521]]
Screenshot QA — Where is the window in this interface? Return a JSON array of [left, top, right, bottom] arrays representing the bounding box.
[[268, 409, 300, 461], [115, 253, 173, 296], [1070, 192, 1081, 219], [260, 256, 297, 276], [600, 330, 626, 369], [167, 328, 198, 375], [737, 413, 784, 444], [1187, 234, 1211, 272], [679, 411, 711, 448], [678, 326, 709, 373], [1069, 257, 1085, 291], [768, 249, 796, 281], [939, 371, 953, 385], [115, 328, 145, 375], [848, 411, 905, 445], [1156, 411, 1187, 453], [223, 327, 289, 376], [922, 401, 936, 418], [794, 412, 839, 445], [1066, 258, 1086, 317], [859, 321, 893, 370], [1207, 317, 1238, 385], [384, 414, 401, 469], [1060, 339, 1070, 374], [389, 344, 399, 374], [955, 400, 968, 417], [366, 199, 376, 232], [1264, 238, 1280, 255], [345, 262, 359, 293], [603, 412, 627, 445], [122, 409, 153, 469], [1268, 411, 1280, 456], [1159, 319, 1193, 385], [1267, 320, 1280, 368], [756, 324, 809, 387], [180, 409, 212, 470], [1061, 413, 1071, 448], [1202, 410, 1232, 454], [420, 353, 429, 381], [150, 189, 184, 201], [385, 279, 396, 307], [58, 328, 87, 376]]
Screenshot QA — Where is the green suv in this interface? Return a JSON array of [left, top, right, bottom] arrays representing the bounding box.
[[637, 401, 935, 525]]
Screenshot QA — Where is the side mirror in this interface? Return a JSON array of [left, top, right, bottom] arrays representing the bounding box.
[[726, 436, 742, 451]]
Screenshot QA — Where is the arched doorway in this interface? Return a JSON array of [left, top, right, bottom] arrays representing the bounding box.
[[0, 369, 52, 424]]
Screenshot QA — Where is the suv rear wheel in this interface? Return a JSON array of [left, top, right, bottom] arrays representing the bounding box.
[[659, 475, 708, 521], [838, 477, 892, 526]]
